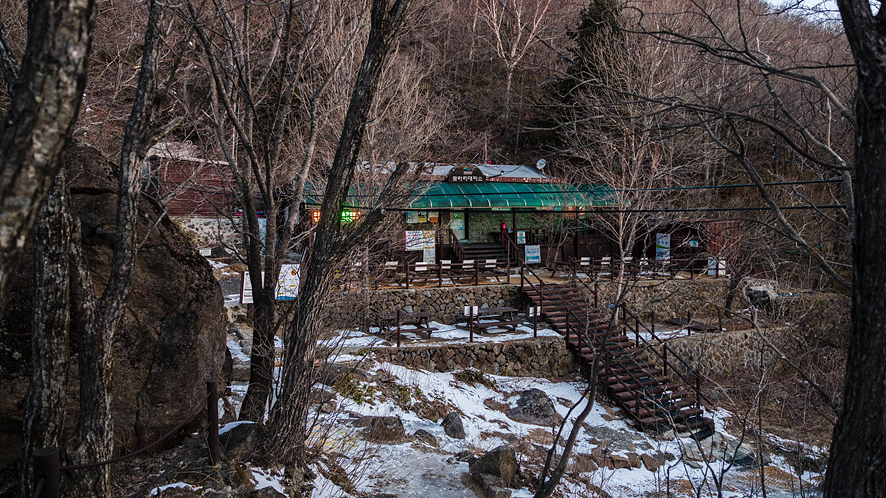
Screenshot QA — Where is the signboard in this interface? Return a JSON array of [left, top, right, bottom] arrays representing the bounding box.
[[688, 238, 700, 248], [525, 245, 541, 264], [406, 211, 419, 224], [405, 230, 424, 251], [428, 211, 439, 223], [446, 166, 486, 183], [516, 230, 526, 245], [656, 233, 671, 261], [199, 247, 212, 257], [241, 264, 300, 304], [449, 212, 465, 240], [423, 247, 436, 264]]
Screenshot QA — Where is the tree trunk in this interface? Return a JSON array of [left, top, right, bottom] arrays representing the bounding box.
[[270, 0, 413, 466], [19, 170, 71, 498], [823, 3, 886, 493], [239, 289, 278, 422], [0, 0, 97, 314]]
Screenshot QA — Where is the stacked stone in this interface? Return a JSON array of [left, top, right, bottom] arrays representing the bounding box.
[[373, 337, 576, 380]]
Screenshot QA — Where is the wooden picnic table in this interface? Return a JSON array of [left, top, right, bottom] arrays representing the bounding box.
[[383, 310, 437, 339], [470, 306, 520, 333]]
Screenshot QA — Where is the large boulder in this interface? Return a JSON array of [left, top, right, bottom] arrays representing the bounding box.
[[0, 144, 227, 472], [356, 416, 407, 444], [506, 389, 559, 427], [469, 445, 519, 488], [442, 411, 466, 439]]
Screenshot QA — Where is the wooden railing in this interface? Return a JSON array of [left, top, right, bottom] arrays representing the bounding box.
[[567, 255, 725, 282], [449, 229, 466, 262], [618, 304, 712, 407], [505, 236, 547, 314]]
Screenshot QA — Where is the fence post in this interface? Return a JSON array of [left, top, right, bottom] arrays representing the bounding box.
[[33, 447, 59, 498], [396, 309, 402, 350], [405, 262, 410, 290], [469, 306, 474, 343], [207, 380, 220, 466]]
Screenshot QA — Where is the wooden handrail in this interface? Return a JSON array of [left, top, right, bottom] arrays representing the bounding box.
[[448, 229, 465, 262], [618, 304, 713, 406]]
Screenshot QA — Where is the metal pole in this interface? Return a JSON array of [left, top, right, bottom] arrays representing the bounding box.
[[33, 447, 59, 498], [207, 380, 220, 465]]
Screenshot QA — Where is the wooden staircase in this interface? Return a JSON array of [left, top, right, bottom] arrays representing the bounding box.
[[523, 283, 714, 435], [458, 242, 509, 263]]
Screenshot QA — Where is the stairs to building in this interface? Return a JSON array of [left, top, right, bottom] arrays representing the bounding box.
[[523, 282, 714, 436], [458, 243, 509, 263]]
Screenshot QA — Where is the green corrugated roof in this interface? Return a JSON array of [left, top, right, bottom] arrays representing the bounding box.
[[407, 182, 614, 210]]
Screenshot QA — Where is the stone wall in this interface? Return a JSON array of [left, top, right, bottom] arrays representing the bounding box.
[[658, 326, 805, 378], [322, 284, 523, 326], [773, 292, 850, 348], [173, 216, 239, 247], [593, 279, 730, 320], [371, 336, 575, 379]]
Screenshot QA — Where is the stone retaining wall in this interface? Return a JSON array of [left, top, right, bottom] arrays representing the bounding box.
[[371, 336, 575, 380], [323, 285, 522, 326], [658, 326, 804, 378], [592, 279, 729, 320]]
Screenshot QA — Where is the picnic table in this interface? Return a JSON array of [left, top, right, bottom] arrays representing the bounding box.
[[383, 310, 437, 339], [469, 306, 520, 333]]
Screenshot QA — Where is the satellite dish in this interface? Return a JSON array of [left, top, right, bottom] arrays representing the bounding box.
[[536, 158, 547, 170]]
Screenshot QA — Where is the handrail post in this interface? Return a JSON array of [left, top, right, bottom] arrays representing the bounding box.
[[33, 447, 59, 498], [594, 280, 598, 308], [397, 309, 402, 349], [438, 261, 442, 287], [207, 380, 220, 465], [663, 345, 668, 376], [469, 306, 474, 343], [405, 262, 410, 290], [474, 261, 479, 286]]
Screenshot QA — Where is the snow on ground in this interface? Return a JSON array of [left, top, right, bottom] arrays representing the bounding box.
[[295, 353, 824, 498], [323, 322, 560, 350], [222, 318, 822, 498]]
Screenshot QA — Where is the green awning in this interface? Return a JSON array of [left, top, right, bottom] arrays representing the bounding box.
[[407, 182, 614, 210]]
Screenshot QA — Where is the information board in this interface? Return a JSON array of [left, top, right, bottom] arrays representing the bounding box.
[[240, 264, 300, 304], [655, 233, 671, 261], [525, 245, 541, 264]]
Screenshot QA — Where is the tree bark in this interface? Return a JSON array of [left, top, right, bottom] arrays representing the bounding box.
[[269, 0, 413, 466], [823, 1, 886, 494], [18, 170, 71, 498], [0, 0, 96, 315], [67, 2, 166, 494]]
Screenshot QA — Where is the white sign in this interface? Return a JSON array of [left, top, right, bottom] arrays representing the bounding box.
[[241, 264, 301, 304], [423, 247, 436, 264], [656, 233, 671, 261], [516, 230, 526, 245], [405, 230, 424, 251], [524, 245, 541, 264]]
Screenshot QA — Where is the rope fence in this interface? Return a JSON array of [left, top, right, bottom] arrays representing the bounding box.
[[31, 380, 220, 498]]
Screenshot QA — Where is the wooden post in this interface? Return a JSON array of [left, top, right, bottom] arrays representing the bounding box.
[[405, 262, 410, 290], [594, 280, 598, 308], [533, 306, 538, 338], [663, 345, 668, 376], [207, 380, 220, 466], [397, 309, 402, 349], [718, 309, 723, 332], [33, 447, 59, 498], [438, 261, 443, 287], [474, 260, 479, 285]]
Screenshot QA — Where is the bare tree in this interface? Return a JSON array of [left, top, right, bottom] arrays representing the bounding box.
[[479, 0, 554, 119], [15, 1, 177, 494], [270, 0, 416, 468], [0, 0, 97, 313], [823, 0, 886, 493]]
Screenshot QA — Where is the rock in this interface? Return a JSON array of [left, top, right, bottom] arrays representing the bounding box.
[[247, 487, 287, 497], [455, 450, 475, 462], [610, 455, 632, 469], [413, 429, 439, 447], [640, 453, 662, 472], [506, 389, 559, 427], [220, 422, 266, 460], [0, 144, 227, 471], [442, 411, 466, 439], [746, 280, 777, 311], [469, 445, 519, 487], [486, 486, 512, 498], [363, 416, 407, 444], [627, 452, 642, 469]]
